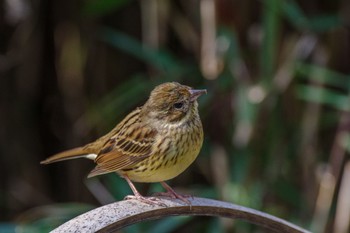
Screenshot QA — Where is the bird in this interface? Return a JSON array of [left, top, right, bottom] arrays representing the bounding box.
[[41, 82, 206, 205]]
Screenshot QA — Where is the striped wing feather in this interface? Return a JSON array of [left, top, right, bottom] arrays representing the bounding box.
[[88, 109, 157, 177]]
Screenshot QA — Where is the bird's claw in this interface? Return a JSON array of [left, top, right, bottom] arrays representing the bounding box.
[[152, 191, 192, 205], [124, 195, 168, 207]]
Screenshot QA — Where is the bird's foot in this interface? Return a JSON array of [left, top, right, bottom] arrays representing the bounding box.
[[124, 194, 167, 207], [122, 174, 167, 207], [154, 182, 193, 205], [153, 190, 192, 205]]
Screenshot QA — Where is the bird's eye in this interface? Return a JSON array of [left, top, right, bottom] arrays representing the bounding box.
[[173, 102, 184, 109]]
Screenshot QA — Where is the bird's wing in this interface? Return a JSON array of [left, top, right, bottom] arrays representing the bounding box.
[[87, 116, 157, 178]]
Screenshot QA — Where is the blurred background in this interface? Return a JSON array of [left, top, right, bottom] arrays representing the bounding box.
[[1, 0, 350, 232]]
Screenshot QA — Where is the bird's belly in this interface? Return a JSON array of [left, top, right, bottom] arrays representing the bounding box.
[[119, 119, 204, 183], [122, 141, 201, 183]]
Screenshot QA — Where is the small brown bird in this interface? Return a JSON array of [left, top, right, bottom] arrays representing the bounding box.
[[41, 82, 206, 205]]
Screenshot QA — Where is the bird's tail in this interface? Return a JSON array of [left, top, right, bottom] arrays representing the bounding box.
[[40, 147, 96, 164]]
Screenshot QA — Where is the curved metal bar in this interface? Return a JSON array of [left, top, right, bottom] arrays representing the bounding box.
[[52, 197, 311, 233]]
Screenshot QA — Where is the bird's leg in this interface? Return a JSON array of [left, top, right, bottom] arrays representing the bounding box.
[[123, 175, 167, 207], [153, 182, 192, 205], [123, 174, 143, 197]]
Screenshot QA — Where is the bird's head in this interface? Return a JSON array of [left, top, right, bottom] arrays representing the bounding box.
[[143, 82, 206, 124]]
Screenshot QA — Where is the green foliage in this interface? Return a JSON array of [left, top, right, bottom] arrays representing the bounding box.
[[100, 28, 187, 76], [283, 0, 341, 32], [8, 204, 94, 233], [261, 0, 281, 83], [296, 62, 350, 111], [86, 75, 154, 130]]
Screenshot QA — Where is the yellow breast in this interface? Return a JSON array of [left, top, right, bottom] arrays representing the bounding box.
[[122, 119, 203, 183]]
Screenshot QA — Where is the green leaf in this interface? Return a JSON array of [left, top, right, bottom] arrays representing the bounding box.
[[282, 1, 342, 32], [99, 27, 185, 76], [296, 62, 350, 90], [261, 0, 281, 84], [296, 85, 350, 111], [308, 15, 342, 32], [86, 75, 153, 130], [282, 0, 310, 30]]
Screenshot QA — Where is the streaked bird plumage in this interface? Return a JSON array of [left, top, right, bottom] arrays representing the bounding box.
[[41, 82, 206, 204]]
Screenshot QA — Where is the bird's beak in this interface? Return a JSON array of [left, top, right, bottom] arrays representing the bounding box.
[[189, 89, 207, 102]]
